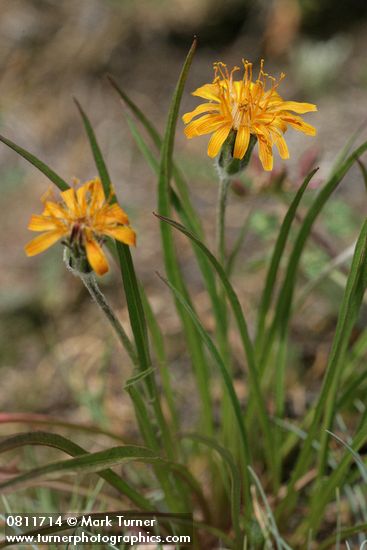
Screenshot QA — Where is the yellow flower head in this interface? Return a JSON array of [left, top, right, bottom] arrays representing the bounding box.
[[183, 59, 317, 171], [25, 178, 136, 276]]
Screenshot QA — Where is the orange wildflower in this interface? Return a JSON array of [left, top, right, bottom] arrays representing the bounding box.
[[25, 178, 136, 276], [183, 60, 317, 171]]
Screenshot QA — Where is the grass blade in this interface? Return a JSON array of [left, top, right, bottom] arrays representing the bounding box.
[[157, 36, 197, 250], [318, 522, 367, 550], [226, 205, 254, 277], [0, 134, 69, 191], [157, 272, 252, 516], [315, 229, 367, 474], [329, 121, 367, 178], [0, 432, 151, 509], [357, 158, 367, 192], [152, 39, 215, 434], [183, 433, 242, 547], [278, 219, 367, 521], [259, 140, 367, 375], [111, 47, 218, 436], [300, 408, 367, 535], [326, 430, 367, 482], [255, 168, 318, 351], [155, 213, 276, 483], [0, 435, 208, 520], [74, 100, 152, 387], [74, 99, 112, 198], [74, 101, 182, 514], [0, 413, 124, 442], [127, 114, 228, 359], [139, 285, 179, 433], [249, 466, 292, 550]]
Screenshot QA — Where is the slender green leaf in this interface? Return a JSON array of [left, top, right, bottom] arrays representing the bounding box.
[[183, 433, 242, 547], [116, 246, 151, 371], [329, 121, 367, 178], [127, 115, 227, 359], [226, 205, 254, 277], [152, 39, 214, 434], [74, 104, 152, 382], [255, 168, 318, 350], [316, 222, 367, 476], [157, 272, 252, 515], [139, 285, 180, 433], [157, 36, 197, 246], [357, 158, 367, 192], [260, 141, 367, 374], [278, 219, 367, 521], [155, 213, 276, 481], [0, 435, 207, 520], [326, 430, 367, 482], [249, 467, 292, 550], [0, 413, 124, 442], [0, 134, 69, 191], [318, 522, 367, 550], [337, 369, 367, 410], [75, 103, 179, 509], [294, 242, 356, 310], [112, 48, 218, 437], [74, 101, 150, 375], [0, 432, 151, 509], [74, 100, 151, 383], [299, 408, 367, 536], [124, 367, 156, 390], [74, 99, 112, 198], [126, 384, 189, 512]]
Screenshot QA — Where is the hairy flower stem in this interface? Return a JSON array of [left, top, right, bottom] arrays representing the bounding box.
[[79, 272, 138, 366], [216, 176, 231, 266]]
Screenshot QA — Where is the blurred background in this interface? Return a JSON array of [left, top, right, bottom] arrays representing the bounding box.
[[1, 0, 367, 435]]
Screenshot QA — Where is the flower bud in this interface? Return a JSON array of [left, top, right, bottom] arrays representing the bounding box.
[[217, 132, 257, 177]]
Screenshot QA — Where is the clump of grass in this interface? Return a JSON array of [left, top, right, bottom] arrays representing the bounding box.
[[1, 40, 367, 549]]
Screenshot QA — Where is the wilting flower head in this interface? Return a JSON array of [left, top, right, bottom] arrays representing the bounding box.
[[183, 59, 317, 171], [25, 178, 136, 276]]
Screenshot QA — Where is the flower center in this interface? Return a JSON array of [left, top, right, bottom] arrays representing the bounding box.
[[70, 217, 91, 246], [231, 97, 251, 129]]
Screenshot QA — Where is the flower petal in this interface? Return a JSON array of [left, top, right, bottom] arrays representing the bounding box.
[[85, 237, 109, 275], [61, 188, 78, 214], [282, 115, 317, 136], [182, 103, 220, 124], [271, 131, 289, 159], [233, 125, 250, 159], [28, 215, 59, 232], [233, 80, 246, 103], [257, 135, 273, 171], [261, 90, 283, 107], [184, 114, 226, 138], [25, 230, 63, 256], [76, 183, 89, 211], [104, 203, 129, 225], [272, 101, 317, 114], [269, 118, 288, 133], [192, 83, 221, 102], [103, 225, 136, 245], [42, 201, 68, 219], [207, 125, 231, 158], [88, 178, 106, 211]]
